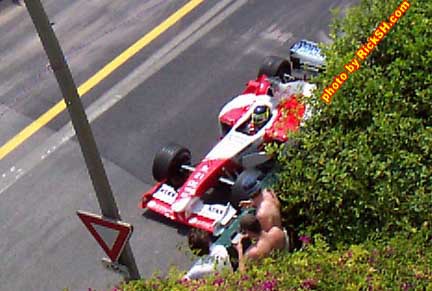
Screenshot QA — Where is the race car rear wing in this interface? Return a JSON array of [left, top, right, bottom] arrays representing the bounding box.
[[289, 39, 325, 72]]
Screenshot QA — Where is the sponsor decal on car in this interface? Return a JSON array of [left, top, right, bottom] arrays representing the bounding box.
[[153, 184, 178, 204], [180, 164, 210, 197]]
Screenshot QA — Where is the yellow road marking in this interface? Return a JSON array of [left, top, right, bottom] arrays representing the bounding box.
[[0, 0, 204, 160]]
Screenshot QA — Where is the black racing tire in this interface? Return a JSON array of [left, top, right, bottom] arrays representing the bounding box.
[[152, 143, 191, 187], [257, 56, 292, 80], [230, 168, 264, 208], [291, 56, 301, 69]]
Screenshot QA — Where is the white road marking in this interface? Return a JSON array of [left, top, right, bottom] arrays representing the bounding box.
[[0, 0, 248, 195]]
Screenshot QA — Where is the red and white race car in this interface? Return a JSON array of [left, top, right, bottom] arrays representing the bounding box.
[[140, 56, 316, 235]]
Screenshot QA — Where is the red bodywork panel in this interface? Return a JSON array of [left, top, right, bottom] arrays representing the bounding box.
[[242, 75, 271, 95], [219, 106, 249, 127]]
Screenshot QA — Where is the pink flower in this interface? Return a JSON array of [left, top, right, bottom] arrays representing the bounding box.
[[299, 235, 311, 246], [261, 278, 278, 290], [213, 277, 224, 286], [178, 277, 190, 285], [401, 282, 412, 291], [301, 278, 318, 289]]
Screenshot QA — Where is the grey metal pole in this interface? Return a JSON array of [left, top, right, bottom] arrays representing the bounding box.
[[23, 0, 140, 281]]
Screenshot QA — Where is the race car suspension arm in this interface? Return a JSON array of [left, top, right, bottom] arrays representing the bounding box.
[[180, 165, 235, 186]]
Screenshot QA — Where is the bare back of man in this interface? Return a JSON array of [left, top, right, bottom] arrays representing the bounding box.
[[255, 189, 282, 231]]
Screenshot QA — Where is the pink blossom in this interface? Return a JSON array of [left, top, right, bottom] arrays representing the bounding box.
[[299, 235, 311, 246], [301, 278, 318, 289]]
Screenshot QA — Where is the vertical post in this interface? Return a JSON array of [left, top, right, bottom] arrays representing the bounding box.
[[23, 0, 140, 281]]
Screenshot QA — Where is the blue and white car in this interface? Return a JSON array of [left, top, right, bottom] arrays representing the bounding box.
[[290, 39, 325, 72]]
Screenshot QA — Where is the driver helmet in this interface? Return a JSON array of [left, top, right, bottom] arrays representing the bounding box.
[[251, 105, 270, 127]]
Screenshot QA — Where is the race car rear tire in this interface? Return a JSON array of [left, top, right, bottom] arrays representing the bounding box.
[[291, 56, 301, 69], [152, 143, 191, 187], [257, 56, 292, 80], [230, 168, 264, 208]]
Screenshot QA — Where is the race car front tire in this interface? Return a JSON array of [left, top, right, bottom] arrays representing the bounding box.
[[152, 143, 191, 188]]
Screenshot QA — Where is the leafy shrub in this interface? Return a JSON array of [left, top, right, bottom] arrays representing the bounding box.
[[268, 0, 432, 246], [122, 227, 432, 290]]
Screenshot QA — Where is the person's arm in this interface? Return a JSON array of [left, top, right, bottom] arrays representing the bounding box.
[[183, 256, 217, 280], [234, 234, 248, 273], [244, 245, 261, 260], [239, 199, 253, 208]]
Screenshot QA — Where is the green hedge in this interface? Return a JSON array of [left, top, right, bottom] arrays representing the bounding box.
[[122, 227, 432, 290], [269, 0, 431, 246]]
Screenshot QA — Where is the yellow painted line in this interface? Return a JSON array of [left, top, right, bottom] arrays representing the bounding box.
[[0, 0, 204, 160]]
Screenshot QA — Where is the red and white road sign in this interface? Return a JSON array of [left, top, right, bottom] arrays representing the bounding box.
[[77, 210, 133, 262]]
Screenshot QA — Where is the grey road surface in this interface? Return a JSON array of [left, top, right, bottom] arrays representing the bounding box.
[[0, 0, 357, 290]]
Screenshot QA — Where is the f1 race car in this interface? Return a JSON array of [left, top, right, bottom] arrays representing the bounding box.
[[140, 49, 319, 236]]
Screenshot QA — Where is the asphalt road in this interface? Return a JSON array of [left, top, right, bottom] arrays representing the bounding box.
[[0, 0, 357, 290]]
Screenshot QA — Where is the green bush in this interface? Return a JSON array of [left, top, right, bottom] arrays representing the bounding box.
[[122, 227, 432, 290], [269, 0, 432, 245]]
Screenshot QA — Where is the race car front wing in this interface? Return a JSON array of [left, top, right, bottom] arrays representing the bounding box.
[[140, 182, 237, 235]]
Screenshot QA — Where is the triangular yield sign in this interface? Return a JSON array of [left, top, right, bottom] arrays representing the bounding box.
[[77, 211, 133, 262]]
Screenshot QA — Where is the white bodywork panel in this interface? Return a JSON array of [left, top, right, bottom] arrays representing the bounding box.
[[209, 95, 276, 160]]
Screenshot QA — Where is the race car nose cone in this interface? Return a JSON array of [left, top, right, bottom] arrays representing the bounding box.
[[172, 197, 197, 213]]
